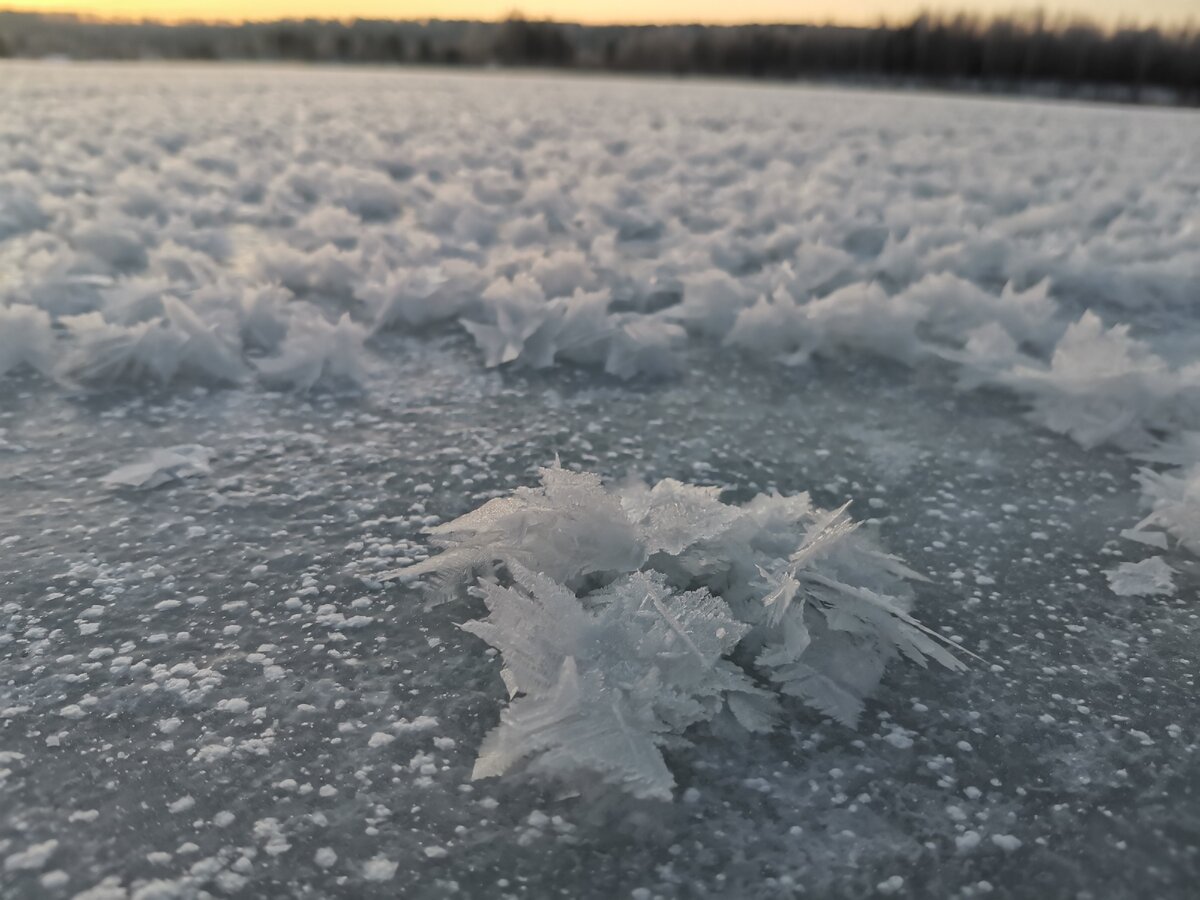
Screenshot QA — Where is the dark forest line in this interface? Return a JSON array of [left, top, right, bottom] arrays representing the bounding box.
[[2, 10, 1198, 105]]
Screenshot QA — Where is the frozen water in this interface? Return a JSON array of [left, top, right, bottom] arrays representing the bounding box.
[[3, 338, 1196, 899], [1, 62, 1198, 899]]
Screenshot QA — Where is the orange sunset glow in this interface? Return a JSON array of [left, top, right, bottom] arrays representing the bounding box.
[[3, 0, 1198, 26]]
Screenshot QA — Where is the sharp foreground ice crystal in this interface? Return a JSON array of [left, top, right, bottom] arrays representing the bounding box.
[[400, 466, 964, 797]]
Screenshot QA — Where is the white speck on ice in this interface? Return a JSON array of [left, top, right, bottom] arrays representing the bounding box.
[[102, 445, 213, 490], [4, 839, 58, 871], [362, 856, 398, 881], [367, 731, 394, 748], [394, 716, 439, 734], [1105, 556, 1176, 597], [991, 834, 1022, 852]]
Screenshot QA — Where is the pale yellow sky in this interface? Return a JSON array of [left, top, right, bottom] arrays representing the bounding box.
[[4, 0, 1197, 27]]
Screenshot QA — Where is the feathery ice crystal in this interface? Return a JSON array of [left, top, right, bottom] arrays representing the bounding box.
[[398, 466, 965, 799]]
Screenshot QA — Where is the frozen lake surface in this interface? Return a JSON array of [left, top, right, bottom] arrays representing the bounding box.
[[1, 64, 1198, 899]]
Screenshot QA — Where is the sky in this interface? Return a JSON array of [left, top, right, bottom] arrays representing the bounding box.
[[4, 0, 1198, 27]]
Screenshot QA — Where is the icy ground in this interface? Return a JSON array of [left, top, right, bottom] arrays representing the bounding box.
[[1, 63, 1199, 898]]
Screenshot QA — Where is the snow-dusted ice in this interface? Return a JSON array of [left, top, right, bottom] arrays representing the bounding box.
[[1, 62, 1198, 899]]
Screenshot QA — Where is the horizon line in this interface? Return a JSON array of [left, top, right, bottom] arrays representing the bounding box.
[[2, 6, 1197, 31]]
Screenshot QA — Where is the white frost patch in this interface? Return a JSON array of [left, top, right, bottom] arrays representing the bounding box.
[[4, 839, 58, 871], [1105, 557, 1176, 597], [362, 856, 398, 881], [956, 830, 982, 852], [41, 871, 70, 888], [71, 876, 128, 899], [991, 834, 1023, 852], [393, 716, 439, 734], [102, 445, 213, 490], [253, 818, 291, 856]]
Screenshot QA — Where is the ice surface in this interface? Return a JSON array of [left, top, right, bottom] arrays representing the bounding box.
[[2, 331, 1195, 898], [1, 63, 1198, 900]]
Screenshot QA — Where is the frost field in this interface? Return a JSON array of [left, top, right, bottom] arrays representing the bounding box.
[[2, 63, 1199, 899]]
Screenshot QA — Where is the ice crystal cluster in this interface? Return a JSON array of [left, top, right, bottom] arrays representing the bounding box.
[[1126, 433, 1200, 557], [4, 68, 1199, 562], [402, 466, 963, 799]]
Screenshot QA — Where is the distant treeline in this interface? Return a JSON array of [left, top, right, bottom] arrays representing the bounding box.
[[1, 10, 1198, 104]]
